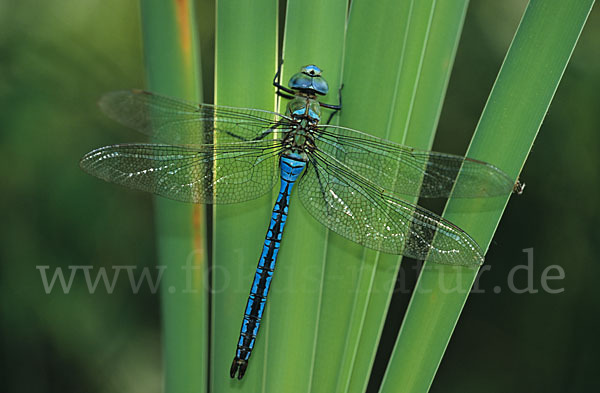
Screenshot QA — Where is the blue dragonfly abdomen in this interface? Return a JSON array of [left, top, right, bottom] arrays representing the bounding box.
[[230, 154, 307, 378]]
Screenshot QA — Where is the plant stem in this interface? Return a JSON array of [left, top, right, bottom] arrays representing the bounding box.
[[139, 1, 207, 393], [380, 1, 595, 392]]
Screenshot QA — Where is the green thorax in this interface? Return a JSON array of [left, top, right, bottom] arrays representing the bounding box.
[[285, 96, 322, 124]]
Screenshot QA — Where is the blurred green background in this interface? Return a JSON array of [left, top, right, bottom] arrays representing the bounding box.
[[1, 1, 598, 392]]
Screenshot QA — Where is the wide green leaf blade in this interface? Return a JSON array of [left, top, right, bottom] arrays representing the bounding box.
[[265, 1, 347, 391], [335, 2, 471, 392], [380, 1, 595, 392], [139, 1, 207, 392], [212, 0, 278, 391]]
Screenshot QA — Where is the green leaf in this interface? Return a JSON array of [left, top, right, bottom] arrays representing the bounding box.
[[333, 2, 471, 393], [212, 0, 278, 391], [380, 1, 595, 392], [141, 1, 594, 392], [139, 1, 207, 393], [263, 1, 347, 391]]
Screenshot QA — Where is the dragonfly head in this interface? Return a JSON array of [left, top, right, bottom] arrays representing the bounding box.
[[288, 65, 329, 96]]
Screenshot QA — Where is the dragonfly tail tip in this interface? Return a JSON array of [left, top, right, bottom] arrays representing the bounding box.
[[230, 357, 248, 379]]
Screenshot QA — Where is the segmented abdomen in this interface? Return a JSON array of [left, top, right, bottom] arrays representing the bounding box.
[[230, 155, 306, 379]]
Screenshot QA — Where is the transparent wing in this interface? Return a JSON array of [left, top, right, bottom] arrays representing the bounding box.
[[315, 124, 513, 198], [99, 90, 292, 145], [298, 150, 483, 267], [80, 140, 282, 204]]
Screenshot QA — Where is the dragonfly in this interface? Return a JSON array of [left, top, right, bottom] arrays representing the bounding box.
[[80, 64, 515, 380]]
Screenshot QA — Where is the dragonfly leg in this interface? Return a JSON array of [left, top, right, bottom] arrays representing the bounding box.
[[321, 83, 343, 124], [273, 59, 296, 98]]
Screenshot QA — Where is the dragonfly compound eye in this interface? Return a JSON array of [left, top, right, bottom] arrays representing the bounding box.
[[289, 65, 329, 96], [302, 64, 322, 76]]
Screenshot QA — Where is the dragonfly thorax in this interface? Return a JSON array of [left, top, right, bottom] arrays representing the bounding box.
[[286, 96, 321, 123], [282, 96, 320, 157]]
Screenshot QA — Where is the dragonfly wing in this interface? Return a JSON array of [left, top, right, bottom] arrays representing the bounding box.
[[298, 151, 483, 267], [99, 90, 291, 145], [315, 124, 514, 198], [80, 141, 281, 204]]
